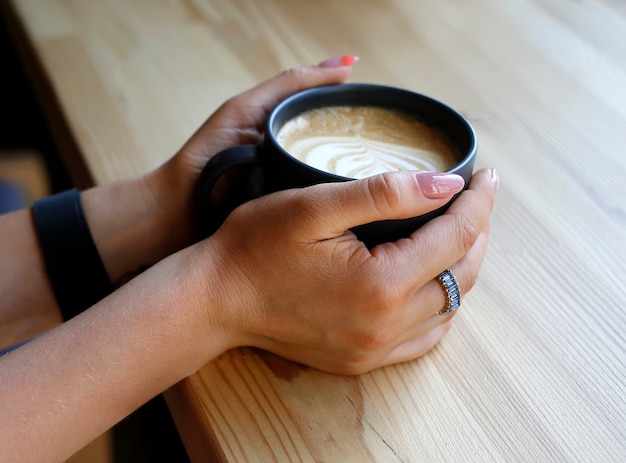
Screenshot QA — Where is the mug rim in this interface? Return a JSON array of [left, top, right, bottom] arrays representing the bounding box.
[[266, 83, 477, 180]]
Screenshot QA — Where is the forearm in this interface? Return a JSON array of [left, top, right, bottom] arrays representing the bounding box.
[[0, 163, 196, 344], [0, 245, 227, 463]]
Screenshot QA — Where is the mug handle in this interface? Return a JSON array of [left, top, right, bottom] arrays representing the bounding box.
[[196, 145, 261, 236]]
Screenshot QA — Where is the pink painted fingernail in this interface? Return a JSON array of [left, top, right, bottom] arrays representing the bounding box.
[[318, 55, 360, 68], [416, 172, 465, 199]]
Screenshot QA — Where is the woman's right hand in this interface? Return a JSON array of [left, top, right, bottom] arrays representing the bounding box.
[[192, 167, 498, 375]]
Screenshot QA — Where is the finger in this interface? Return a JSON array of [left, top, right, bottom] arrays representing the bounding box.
[[399, 227, 489, 330], [382, 168, 498, 287], [231, 55, 357, 116], [295, 170, 466, 240], [388, 308, 459, 356], [345, 231, 488, 352], [181, 57, 358, 155], [380, 320, 454, 367], [360, 230, 489, 359], [341, 173, 495, 368], [369, 235, 481, 352], [409, 228, 490, 320]]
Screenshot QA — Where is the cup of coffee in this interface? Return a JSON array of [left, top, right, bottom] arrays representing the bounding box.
[[197, 83, 476, 247]]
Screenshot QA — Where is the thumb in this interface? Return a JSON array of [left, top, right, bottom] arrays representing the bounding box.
[[227, 57, 357, 118], [308, 171, 465, 236]]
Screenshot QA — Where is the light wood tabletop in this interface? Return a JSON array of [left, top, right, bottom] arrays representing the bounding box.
[[4, 0, 625, 461]]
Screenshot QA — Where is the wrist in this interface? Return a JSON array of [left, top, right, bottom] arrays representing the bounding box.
[[33, 189, 114, 319], [81, 165, 197, 285], [163, 242, 242, 369], [143, 157, 202, 251]]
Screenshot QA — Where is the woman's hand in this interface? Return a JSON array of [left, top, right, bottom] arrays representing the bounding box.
[[144, 57, 357, 247], [196, 167, 498, 375], [177, 57, 357, 177], [81, 58, 357, 286]]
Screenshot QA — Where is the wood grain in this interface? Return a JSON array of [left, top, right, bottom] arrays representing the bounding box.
[[5, 0, 625, 461]]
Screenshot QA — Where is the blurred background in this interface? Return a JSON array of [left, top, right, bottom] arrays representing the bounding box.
[[0, 18, 70, 213], [0, 16, 185, 463]]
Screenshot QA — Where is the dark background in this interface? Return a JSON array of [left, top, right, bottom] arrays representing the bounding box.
[[0, 15, 71, 198]]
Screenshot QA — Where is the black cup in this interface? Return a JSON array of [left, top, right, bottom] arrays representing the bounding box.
[[197, 83, 476, 248]]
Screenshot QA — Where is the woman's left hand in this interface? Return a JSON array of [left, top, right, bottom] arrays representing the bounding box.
[[147, 57, 357, 246]]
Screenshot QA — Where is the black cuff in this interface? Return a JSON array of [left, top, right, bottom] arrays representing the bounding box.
[[32, 189, 114, 320]]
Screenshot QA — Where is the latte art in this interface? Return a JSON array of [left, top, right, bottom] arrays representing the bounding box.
[[277, 106, 458, 179], [287, 136, 445, 178]]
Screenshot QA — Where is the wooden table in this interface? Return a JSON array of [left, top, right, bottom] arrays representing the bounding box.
[[4, 0, 625, 461]]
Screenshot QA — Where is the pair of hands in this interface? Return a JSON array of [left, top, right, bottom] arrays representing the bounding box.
[[150, 60, 497, 375], [0, 57, 496, 463]]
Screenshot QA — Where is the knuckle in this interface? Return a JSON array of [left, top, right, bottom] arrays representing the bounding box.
[[450, 212, 480, 254], [363, 279, 405, 316], [273, 67, 310, 91], [353, 326, 396, 351], [220, 93, 246, 112], [344, 290, 406, 353], [366, 173, 404, 215], [283, 191, 319, 224], [280, 67, 307, 81]]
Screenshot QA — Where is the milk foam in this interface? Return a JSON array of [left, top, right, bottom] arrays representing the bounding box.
[[287, 136, 443, 179], [277, 106, 458, 178]]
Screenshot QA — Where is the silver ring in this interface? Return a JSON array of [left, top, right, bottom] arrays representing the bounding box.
[[437, 269, 461, 315]]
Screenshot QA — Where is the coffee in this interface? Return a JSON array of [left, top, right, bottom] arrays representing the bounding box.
[[276, 106, 458, 179]]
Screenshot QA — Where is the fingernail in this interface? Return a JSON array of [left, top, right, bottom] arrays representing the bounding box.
[[318, 55, 360, 68], [490, 168, 500, 191], [416, 172, 465, 199]]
